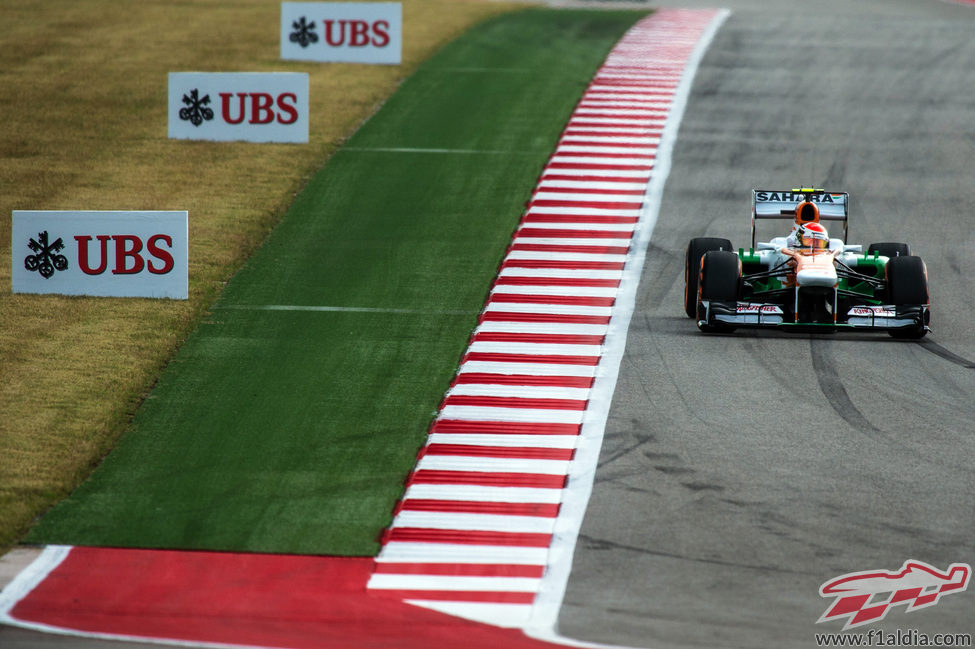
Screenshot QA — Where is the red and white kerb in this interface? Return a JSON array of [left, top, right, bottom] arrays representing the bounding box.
[[368, 7, 727, 632]]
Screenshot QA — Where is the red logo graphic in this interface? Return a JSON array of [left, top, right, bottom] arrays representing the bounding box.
[[818, 560, 970, 629]]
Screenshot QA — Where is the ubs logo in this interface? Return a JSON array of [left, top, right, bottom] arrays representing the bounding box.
[[24, 231, 68, 279], [179, 88, 214, 127], [289, 16, 391, 48]]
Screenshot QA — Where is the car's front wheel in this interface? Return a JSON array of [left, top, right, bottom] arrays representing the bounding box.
[[868, 242, 911, 259], [885, 254, 929, 339], [697, 250, 740, 334], [684, 237, 733, 318]]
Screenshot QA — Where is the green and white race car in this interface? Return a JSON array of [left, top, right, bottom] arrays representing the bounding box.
[[684, 188, 930, 338]]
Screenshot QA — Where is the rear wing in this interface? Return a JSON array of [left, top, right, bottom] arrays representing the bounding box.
[[751, 189, 849, 247]]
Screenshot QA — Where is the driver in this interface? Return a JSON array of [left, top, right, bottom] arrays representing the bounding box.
[[784, 199, 822, 248], [793, 222, 830, 252]]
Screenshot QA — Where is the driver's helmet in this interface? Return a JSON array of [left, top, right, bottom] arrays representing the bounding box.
[[797, 222, 830, 251]]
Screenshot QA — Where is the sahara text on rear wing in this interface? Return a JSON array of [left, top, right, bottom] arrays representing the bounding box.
[[751, 188, 849, 247]]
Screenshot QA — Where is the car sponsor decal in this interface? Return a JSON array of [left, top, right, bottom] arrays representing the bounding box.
[[736, 304, 784, 314], [848, 306, 896, 317]]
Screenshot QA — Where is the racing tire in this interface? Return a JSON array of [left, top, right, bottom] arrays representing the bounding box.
[[868, 242, 911, 258], [684, 237, 733, 318], [885, 255, 929, 339], [697, 250, 740, 334]]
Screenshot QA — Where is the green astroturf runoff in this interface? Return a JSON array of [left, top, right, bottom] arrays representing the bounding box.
[[26, 9, 646, 555]]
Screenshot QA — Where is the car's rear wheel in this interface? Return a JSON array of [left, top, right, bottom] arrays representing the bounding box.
[[885, 255, 929, 339], [684, 237, 733, 318], [697, 250, 740, 333]]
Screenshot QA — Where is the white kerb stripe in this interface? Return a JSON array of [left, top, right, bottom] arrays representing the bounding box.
[[548, 156, 653, 167], [436, 404, 585, 423], [368, 574, 541, 592], [416, 454, 571, 476], [458, 361, 596, 377], [512, 237, 633, 248], [527, 205, 643, 217], [427, 433, 579, 449], [376, 542, 549, 564], [474, 321, 608, 336], [482, 301, 614, 316], [536, 180, 649, 191], [391, 511, 557, 534], [515, 221, 636, 233], [496, 267, 623, 280], [489, 285, 620, 300], [467, 341, 603, 356], [568, 116, 666, 126], [540, 166, 651, 178], [531, 191, 644, 203], [402, 484, 564, 504], [446, 384, 590, 400], [417, 450, 573, 474], [502, 253, 628, 267], [553, 146, 657, 157]]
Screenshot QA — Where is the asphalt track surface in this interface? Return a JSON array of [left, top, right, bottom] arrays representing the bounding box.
[[5, 2, 975, 648], [557, 0, 975, 647]]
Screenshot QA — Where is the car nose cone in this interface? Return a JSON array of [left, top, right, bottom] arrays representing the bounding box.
[[796, 267, 837, 288]]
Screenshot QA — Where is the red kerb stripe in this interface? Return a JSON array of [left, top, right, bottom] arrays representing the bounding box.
[[498, 259, 625, 271], [538, 173, 650, 184], [558, 140, 658, 150], [430, 420, 582, 435], [451, 374, 594, 388], [420, 444, 575, 461], [494, 275, 620, 288], [521, 212, 638, 225], [529, 199, 643, 210], [562, 130, 660, 138], [478, 310, 612, 324], [442, 395, 587, 411], [473, 331, 605, 345], [516, 227, 633, 239], [382, 527, 553, 547], [487, 292, 615, 307], [407, 470, 567, 489], [509, 243, 629, 255], [463, 352, 599, 366], [545, 162, 652, 172]]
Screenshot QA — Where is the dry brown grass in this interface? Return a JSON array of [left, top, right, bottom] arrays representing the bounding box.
[[0, 0, 524, 552]]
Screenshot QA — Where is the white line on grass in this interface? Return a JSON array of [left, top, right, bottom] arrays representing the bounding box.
[[343, 147, 540, 155], [217, 304, 479, 316]]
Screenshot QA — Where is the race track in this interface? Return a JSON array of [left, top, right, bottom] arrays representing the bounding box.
[[558, 0, 975, 647]]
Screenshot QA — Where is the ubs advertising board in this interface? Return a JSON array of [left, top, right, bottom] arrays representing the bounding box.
[[281, 2, 402, 64], [12, 211, 188, 299], [168, 72, 309, 143]]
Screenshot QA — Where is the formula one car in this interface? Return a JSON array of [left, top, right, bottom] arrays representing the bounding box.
[[684, 188, 930, 338]]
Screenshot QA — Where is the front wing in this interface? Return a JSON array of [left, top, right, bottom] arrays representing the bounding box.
[[699, 300, 931, 334]]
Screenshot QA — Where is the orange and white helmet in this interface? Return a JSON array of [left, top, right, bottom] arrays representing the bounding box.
[[797, 222, 829, 251]]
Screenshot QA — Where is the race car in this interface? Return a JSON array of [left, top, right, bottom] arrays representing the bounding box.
[[684, 188, 930, 338]]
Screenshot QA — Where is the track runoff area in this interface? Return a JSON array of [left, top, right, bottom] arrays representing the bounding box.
[[0, 8, 725, 649]]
